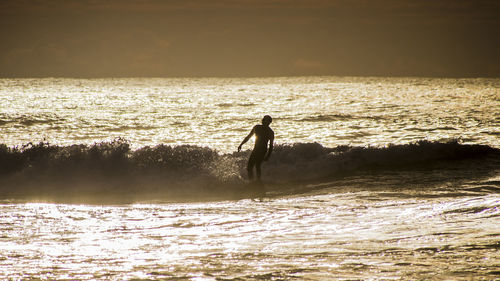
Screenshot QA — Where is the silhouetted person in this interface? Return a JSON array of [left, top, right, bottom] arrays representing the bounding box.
[[238, 115, 274, 181]]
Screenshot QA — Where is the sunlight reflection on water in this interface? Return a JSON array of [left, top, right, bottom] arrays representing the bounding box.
[[1, 186, 499, 280], [0, 77, 499, 279], [0, 77, 498, 151]]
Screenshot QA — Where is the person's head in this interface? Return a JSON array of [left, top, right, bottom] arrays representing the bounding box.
[[262, 115, 272, 126]]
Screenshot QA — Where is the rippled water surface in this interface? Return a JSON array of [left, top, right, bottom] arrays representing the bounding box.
[[1, 77, 498, 151], [1, 179, 500, 280], [0, 77, 499, 280]]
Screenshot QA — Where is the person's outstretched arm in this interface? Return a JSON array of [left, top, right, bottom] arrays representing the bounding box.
[[238, 126, 255, 152]]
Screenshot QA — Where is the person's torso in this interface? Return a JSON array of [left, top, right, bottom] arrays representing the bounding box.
[[253, 125, 272, 149]]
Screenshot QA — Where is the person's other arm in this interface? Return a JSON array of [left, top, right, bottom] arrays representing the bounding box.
[[238, 126, 255, 152], [264, 130, 274, 160]]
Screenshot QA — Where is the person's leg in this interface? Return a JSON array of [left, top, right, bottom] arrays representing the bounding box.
[[255, 160, 262, 181], [247, 155, 256, 180]]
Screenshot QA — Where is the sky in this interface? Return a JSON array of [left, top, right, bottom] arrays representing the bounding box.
[[1, 0, 499, 78]]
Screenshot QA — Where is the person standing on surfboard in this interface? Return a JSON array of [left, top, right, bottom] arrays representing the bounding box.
[[238, 115, 274, 181]]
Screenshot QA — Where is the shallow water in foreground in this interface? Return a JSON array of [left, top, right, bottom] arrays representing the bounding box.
[[1, 171, 499, 280]]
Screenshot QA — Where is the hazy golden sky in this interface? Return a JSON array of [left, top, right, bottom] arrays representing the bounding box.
[[1, 0, 499, 77]]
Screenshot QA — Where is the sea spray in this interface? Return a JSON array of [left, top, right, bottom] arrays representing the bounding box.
[[0, 138, 498, 202]]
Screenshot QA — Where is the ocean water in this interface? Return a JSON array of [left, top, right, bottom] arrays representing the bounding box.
[[0, 77, 499, 280]]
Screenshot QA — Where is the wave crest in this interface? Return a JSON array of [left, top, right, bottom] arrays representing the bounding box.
[[0, 139, 498, 201]]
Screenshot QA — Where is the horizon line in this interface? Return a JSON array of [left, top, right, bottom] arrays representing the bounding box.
[[1, 74, 499, 80]]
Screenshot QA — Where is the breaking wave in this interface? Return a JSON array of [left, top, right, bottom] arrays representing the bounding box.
[[0, 138, 498, 202]]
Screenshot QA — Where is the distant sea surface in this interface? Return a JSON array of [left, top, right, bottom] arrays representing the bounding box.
[[0, 77, 499, 280], [1, 76, 499, 151]]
